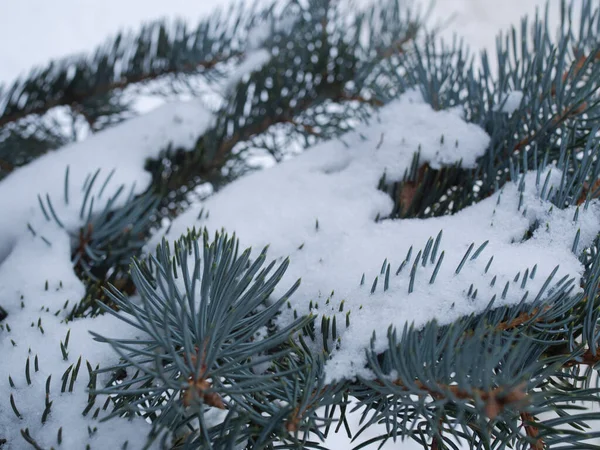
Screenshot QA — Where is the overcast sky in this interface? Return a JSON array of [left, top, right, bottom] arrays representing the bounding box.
[[0, 0, 564, 85]]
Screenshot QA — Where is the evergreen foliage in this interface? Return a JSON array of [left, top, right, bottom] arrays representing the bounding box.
[[2, 0, 600, 449], [0, 0, 265, 179]]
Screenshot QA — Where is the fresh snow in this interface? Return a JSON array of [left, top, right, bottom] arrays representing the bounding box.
[[156, 90, 599, 382], [0, 100, 211, 264], [0, 99, 211, 447], [496, 91, 525, 113], [0, 221, 160, 448], [0, 0, 592, 449]]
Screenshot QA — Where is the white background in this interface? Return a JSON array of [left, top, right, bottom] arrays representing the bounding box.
[[0, 0, 563, 84]]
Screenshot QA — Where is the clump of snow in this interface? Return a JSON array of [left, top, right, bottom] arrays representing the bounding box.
[[246, 16, 272, 49], [155, 89, 491, 254], [0, 100, 212, 264], [156, 91, 600, 383], [322, 169, 598, 381], [222, 49, 272, 95], [496, 91, 524, 113]]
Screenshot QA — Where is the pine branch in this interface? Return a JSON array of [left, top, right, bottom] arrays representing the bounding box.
[[32, 168, 160, 318], [431, 434, 441, 450], [0, 158, 13, 172], [0, 3, 261, 128], [7, 1, 600, 449], [495, 306, 551, 331], [511, 100, 590, 154], [204, 91, 380, 174], [0, 1, 270, 176], [91, 230, 311, 446], [390, 0, 600, 221], [565, 348, 600, 367], [148, 0, 421, 206], [384, 378, 530, 421], [0, 56, 223, 129]]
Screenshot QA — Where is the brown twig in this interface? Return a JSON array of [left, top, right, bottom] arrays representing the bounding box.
[[284, 387, 330, 433], [74, 223, 94, 264], [0, 54, 238, 129], [495, 306, 551, 331], [512, 101, 588, 153], [521, 412, 545, 450], [510, 48, 598, 156], [377, 23, 419, 59], [338, 92, 384, 107], [285, 406, 302, 433], [0, 158, 14, 174], [383, 379, 528, 420], [396, 164, 429, 216], [182, 340, 226, 409], [577, 179, 600, 206], [282, 118, 321, 136], [552, 49, 600, 95], [431, 419, 444, 450], [564, 348, 600, 367]]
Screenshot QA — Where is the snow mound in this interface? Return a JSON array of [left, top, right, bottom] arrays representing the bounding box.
[[155, 91, 599, 381]]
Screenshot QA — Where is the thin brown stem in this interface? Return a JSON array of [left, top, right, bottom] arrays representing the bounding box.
[[182, 340, 226, 409], [377, 25, 419, 59], [521, 412, 545, 450], [509, 49, 598, 157], [396, 164, 430, 216], [495, 306, 551, 331], [564, 348, 600, 367], [0, 54, 238, 129], [512, 101, 588, 153], [0, 158, 14, 173], [379, 379, 528, 420]]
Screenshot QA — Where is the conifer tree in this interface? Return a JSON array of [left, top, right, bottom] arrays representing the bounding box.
[[1, 0, 600, 449]]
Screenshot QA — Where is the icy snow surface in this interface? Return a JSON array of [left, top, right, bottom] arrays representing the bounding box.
[[156, 91, 600, 381]]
